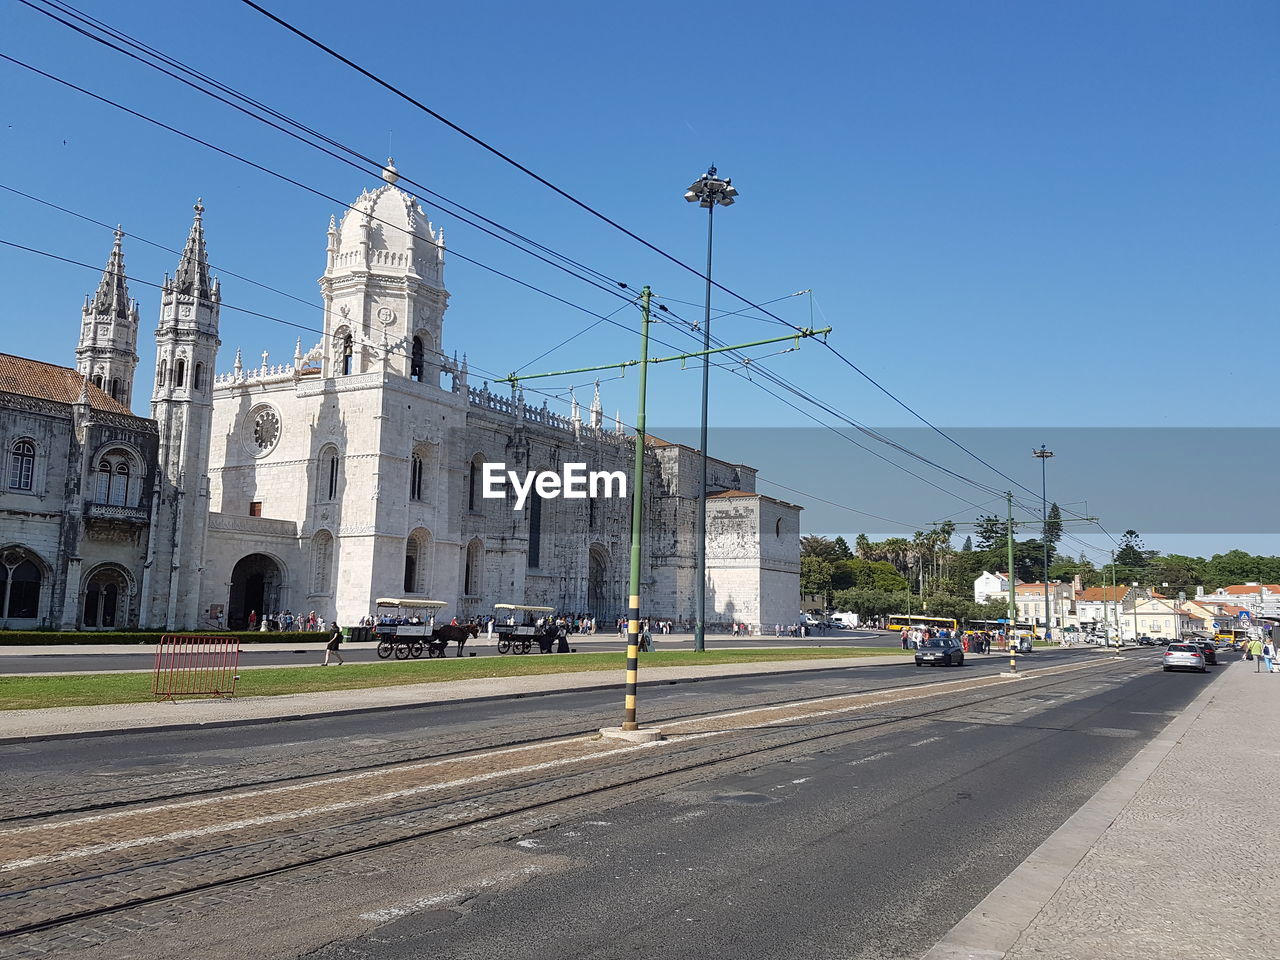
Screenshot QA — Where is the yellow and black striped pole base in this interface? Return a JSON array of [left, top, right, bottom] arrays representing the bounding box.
[[622, 595, 640, 730]]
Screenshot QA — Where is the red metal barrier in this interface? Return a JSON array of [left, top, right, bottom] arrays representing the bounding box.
[[152, 635, 241, 700]]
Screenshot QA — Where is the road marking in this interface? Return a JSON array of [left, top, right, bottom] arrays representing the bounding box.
[[908, 736, 943, 747], [848, 751, 893, 766], [358, 864, 543, 922]]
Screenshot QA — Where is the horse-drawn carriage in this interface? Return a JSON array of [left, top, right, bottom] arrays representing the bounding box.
[[493, 603, 557, 654], [373, 598, 449, 659]]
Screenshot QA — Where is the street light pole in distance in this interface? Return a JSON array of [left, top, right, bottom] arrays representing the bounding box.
[[1033, 445, 1055, 643], [684, 165, 738, 653]]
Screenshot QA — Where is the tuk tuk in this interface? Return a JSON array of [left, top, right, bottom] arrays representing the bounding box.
[[373, 598, 449, 659], [493, 603, 556, 654]]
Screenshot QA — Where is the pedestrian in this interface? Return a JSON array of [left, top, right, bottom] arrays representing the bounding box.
[[1248, 636, 1264, 671], [1262, 637, 1276, 673], [323, 621, 345, 666], [248, 609, 258, 631]]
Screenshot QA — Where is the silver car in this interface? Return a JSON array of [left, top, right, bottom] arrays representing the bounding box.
[[1162, 642, 1207, 673]]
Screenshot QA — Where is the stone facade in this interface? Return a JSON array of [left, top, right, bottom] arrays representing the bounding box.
[[0, 169, 801, 632]]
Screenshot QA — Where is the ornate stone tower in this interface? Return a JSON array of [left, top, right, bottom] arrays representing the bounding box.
[[145, 200, 221, 629], [75, 228, 140, 409], [319, 160, 449, 382]]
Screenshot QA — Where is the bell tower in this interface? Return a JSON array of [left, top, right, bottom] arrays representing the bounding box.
[[76, 228, 140, 408], [319, 161, 449, 382], [144, 200, 221, 629]]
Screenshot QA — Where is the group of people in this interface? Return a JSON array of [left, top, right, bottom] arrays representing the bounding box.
[[247, 610, 326, 632], [1246, 636, 1278, 673], [775, 623, 812, 638]]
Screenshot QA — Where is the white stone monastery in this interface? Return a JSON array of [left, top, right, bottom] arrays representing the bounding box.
[[0, 168, 801, 632]]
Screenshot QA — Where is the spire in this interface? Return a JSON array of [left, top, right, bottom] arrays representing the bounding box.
[[590, 379, 603, 428], [92, 227, 132, 319], [174, 198, 211, 298], [570, 387, 581, 424], [615, 409, 623, 433]]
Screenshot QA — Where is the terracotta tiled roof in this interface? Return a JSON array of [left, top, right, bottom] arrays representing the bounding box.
[[0, 353, 134, 416], [1218, 584, 1280, 595], [1076, 586, 1131, 602]]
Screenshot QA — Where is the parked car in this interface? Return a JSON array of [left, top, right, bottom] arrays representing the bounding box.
[[915, 637, 964, 667], [1162, 642, 1207, 673], [1137, 635, 1159, 646]]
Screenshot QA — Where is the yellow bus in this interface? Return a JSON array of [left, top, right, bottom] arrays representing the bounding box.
[[887, 614, 958, 633]]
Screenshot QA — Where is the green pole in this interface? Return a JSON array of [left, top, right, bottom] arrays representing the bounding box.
[[622, 286, 652, 731], [1006, 492, 1018, 669]]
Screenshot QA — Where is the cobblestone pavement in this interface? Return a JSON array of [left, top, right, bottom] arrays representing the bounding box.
[[927, 657, 1279, 960], [0, 657, 1122, 949]]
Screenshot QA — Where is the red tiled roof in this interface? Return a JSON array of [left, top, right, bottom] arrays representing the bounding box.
[[0, 353, 134, 417], [1218, 584, 1280, 595], [1076, 586, 1131, 602]]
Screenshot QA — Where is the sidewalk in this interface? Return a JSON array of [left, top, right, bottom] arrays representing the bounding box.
[[0, 653, 918, 742], [925, 657, 1280, 960]]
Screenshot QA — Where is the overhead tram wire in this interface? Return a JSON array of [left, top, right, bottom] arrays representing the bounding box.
[[17, 0, 634, 307], [233, 0, 1109, 525], [0, 54, 659, 342], [19, 1, 1051, 517], [2, 235, 939, 536], [17, 6, 1106, 525]]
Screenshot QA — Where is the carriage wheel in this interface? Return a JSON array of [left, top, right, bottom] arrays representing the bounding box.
[[411, 641, 425, 658], [497, 638, 512, 654], [394, 642, 411, 660], [376, 640, 394, 659], [518, 640, 532, 654]]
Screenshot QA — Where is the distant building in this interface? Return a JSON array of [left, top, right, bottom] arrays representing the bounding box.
[[973, 570, 1011, 603], [1013, 581, 1075, 632], [1197, 583, 1280, 618]]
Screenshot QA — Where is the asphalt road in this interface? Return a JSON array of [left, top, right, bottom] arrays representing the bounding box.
[[0, 629, 892, 674], [0, 649, 1217, 960]]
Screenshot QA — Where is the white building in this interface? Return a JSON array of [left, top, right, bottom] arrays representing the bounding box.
[[973, 570, 1011, 603], [0, 170, 802, 633], [1197, 584, 1280, 618]]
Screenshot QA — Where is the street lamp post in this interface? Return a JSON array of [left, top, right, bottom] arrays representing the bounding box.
[[1033, 445, 1054, 643], [684, 165, 738, 653]]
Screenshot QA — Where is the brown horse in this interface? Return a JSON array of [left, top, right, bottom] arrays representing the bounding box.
[[433, 622, 480, 657]]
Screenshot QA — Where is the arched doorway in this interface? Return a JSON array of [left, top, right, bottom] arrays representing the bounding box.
[[229, 554, 284, 629], [587, 544, 612, 621], [82, 565, 132, 629]]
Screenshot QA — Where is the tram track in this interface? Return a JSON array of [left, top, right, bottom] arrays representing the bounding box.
[[0, 654, 1148, 943], [0, 650, 1139, 825]]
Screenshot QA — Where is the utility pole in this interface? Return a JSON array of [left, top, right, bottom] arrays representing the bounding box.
[[501, 306, 828, 735], [1006, 491, 1018, 670], [1033, 445, 1055, 643]]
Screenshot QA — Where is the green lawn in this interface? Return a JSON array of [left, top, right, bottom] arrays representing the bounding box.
[[0, 647, 907, 711]]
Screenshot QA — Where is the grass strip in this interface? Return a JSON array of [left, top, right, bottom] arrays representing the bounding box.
[[0, 648, 906, 711]]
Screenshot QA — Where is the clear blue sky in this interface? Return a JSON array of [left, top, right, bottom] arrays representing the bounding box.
[[2, 0, 1276, 560]]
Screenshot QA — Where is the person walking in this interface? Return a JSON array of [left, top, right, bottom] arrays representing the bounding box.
[[323, 621, 345, 666], [1247, 636, 1264, 670], [1262, 637, 1276, 674]]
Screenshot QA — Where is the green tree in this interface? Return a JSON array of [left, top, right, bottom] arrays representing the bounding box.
[[832, 536, 853, 560], [1042, 503, 1062, 555], [801, 535, 838, 561], [1115, 530, 1147, 568], [974, 515, 1016, 551], [831, 587, 900, 620], [961, 535, 973, 552], [800, 556, 834, 598]]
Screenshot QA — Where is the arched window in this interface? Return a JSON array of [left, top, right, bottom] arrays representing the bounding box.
[[341, 334, 354, 376], [0, 552, 42, 619], [96, 461, 112, 503], [8, 440, 35, 491], [405, 529, 431, 594], [410, 453, 424, 501], [528, 492, 542, 570], [193, 363, 204, 391], [158, 360, 167, 386], [93, 374, 103, 390], [327, 453, 339, 501], [110, 378, 120, 400], [776, 517, 783, 538], [175, 359, 186, 387], [468, 455, 486, 512], [311, 531, 333, 594], [411, 336, 424, 382], [464, 539, 483, 596], [94, 450, 138, 506]]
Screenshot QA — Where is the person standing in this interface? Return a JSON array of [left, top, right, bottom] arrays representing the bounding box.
[[248, 609, 258, 631], [1262, 637, 1276, 674], [323, 621, 345, 666]]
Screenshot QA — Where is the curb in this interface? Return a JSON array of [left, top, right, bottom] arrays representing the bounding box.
[[919, 658, 1223, 960], [0, 658, 915, 746]]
